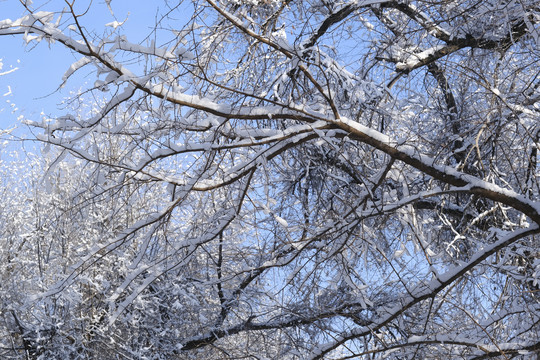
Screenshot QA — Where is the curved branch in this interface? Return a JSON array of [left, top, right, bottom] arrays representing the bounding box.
[[310, 225, 540, 359]]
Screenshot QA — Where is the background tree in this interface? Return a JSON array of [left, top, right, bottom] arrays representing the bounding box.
[[1, 0, 540, 358]]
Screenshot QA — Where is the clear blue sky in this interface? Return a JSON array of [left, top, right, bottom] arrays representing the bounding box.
[[0, 0, 163, 135]]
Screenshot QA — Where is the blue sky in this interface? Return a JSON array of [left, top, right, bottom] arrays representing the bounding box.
[[0, 0, 163, 135]]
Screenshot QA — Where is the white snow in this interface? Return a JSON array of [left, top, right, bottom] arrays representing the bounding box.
[[396, 45, 447, 71]]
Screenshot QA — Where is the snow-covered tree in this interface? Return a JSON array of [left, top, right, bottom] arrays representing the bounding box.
[[1, 0, 540, 358]]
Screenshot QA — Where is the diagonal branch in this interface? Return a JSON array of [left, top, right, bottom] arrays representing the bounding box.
[[310, 225, 540, 359]]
